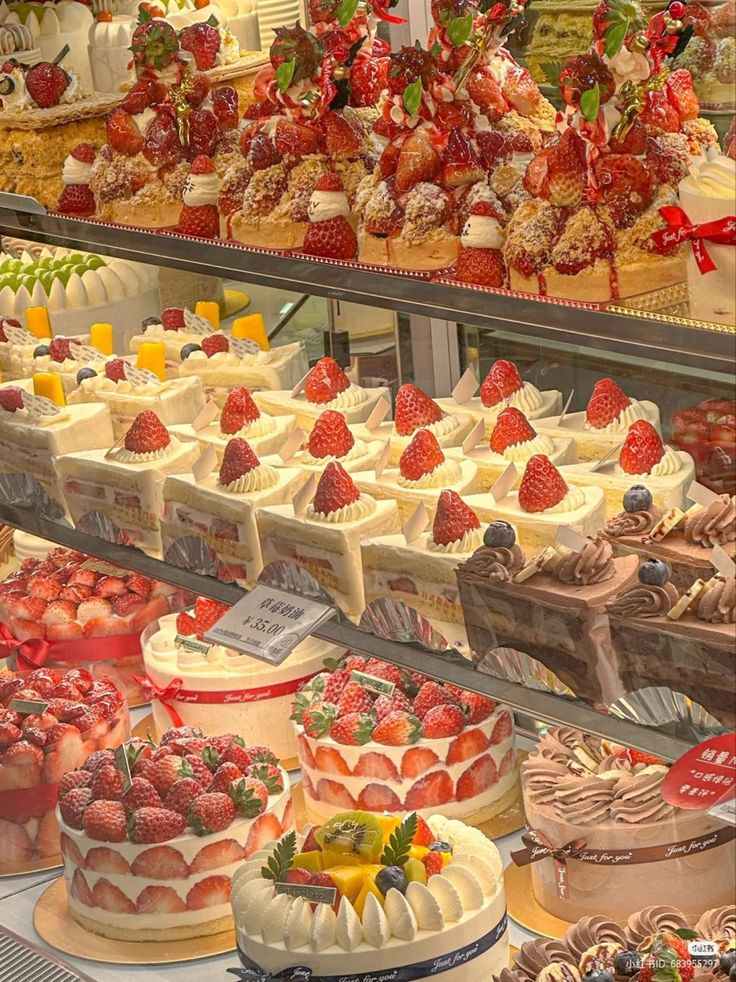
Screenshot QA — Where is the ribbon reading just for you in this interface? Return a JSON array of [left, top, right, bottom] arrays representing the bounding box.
[[512, 825, 736, 900], [229, 913, 508, 982], [650, 205, 736, 274]]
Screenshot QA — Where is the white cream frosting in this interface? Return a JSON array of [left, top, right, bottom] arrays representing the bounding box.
[[216, 26, 240, 65], [113, 437, 178, 463], [316, 384, 368, 410], [308, 189, 349, 222], [614, 444, 682, 478], [224, 416, 276, 440], [394, 413, 460, 442], [540, 485, 587, 513], [427, 527, 482, 553], [62, 156, 93, 186], [183, 171, 220, 207], [461, 214, 504, 250], [299, 439, 368, 467], [484, 380, 544, 415], [501, 432, 555, 460], [585, 399, 647, 433], [681, 153, 736, 200], [397, 457, 462, 489], [306, 493, 376, 524], [218, 461, 278, 493]]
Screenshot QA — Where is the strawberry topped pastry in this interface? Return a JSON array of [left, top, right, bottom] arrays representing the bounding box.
[[56, 409, 201, 557], [257, 461, 401, 619], [302, 173, 358, 260], [0, 57, 81, 113], [534, 376, 661, 462], [285, 408, 384, 475], [292, 653, 517, 822], [0, 547, 182, 704], [179, 16, 240, 71], [57, 144, 96, 218], [176, 155, 221, 238], [129, 304, 225, 368], [503, 0, 719, 301], [57, 726, 293, 941], [456, 201, 506, 286], [253, 355, 390, 433], [0, 667, 128, 873]]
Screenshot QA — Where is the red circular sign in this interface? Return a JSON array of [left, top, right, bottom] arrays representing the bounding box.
[[661, 733, 736, 810]]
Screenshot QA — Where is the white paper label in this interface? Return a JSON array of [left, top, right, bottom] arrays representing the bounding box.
[[490, 462, 517, 503], [403, 502, 429, 544], [4, 325, 37, 346], [556, 525, 589, 552], [293, 473, 316, 515], [462, 418, 485, 454], [364, 396, 391, 432], [203, 584, 335, 665], [374, 438, 391, 479], [232, 337, 261, 359], [590, 441, 623, 473], [183, 309, 214, 335], [192, 444, 217, 482], [278, 426, 305, 463], [708, 794, 736, 826], [124, 363, 160, 387], [557, 388, 575, 426], [21, 391, 60, 417], [290, 371, 309, 398], [191, 399, 219, 432], [452, 367, 478, 405], [711, 543, 736, 579], [688, 481, 720, 508], [73, 344, 106, 365]]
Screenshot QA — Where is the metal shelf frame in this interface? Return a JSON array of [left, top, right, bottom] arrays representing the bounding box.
[[0, 502, 701, 763], [0, 205, 733, 374]]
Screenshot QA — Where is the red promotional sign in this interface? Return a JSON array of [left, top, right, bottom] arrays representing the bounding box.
[[660, 733, 736, 810]]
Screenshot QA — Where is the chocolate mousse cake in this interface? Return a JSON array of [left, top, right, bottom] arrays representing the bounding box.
[[518, 728, 736, 924], [603, 486, 736, 591], [456, 522, 638, 705], [606, 560, 736, 727], [495, 903, 736, 981]]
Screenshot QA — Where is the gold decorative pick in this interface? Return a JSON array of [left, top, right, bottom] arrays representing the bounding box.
[[171, 68, 194, 146], [611, 67, 669, 143]]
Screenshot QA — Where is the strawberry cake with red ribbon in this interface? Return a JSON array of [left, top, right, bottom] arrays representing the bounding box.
[[292, 654, 518, 824], [0, 667, 129, 873], [58, 727, 293, 941]]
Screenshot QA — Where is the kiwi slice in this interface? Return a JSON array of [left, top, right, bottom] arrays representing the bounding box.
[[315, 811, 384, 865]]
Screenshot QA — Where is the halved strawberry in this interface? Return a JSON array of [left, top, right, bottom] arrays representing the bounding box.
[[314, 746, 351, 774], [405, 770, 453, 809], [490, 708, 513, 745], [446, 728, 491, 765], [70, 869, 94, 906], [618, 420, 665, 475], [190, 839, 244, 872], [517, 455, 569, 512], [85, 846, 131, 874], [314, 779, 357, 809], [353, 752, 400, 780], [400, 747, 440, 778], [136, 885, 186, 913], [186, 874, 230, 910], [545, 129, 586, 207], [357, 784, 402, 811], [456, 754, 498, 800], [93, 878, 136, 913], [441, 127, 484, 188], [243, 811, 283, 858], [490, 407, 536, 454], [395, 131, 441, 193]]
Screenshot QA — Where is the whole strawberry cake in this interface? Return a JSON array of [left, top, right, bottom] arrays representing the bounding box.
[[292, 655, 517, 823], [57, 727, 293, 941], [0, 668, 129, 872]]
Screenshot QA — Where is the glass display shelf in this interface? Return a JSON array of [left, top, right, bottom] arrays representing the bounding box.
[[0, 198, 733, 374], [0, 501, 702, 765]]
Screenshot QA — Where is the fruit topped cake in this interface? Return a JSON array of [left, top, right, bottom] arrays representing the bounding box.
[[232, 809, 509, 981], [0, 667, 129, 872], [497, 904, 736, 982], [57, 726, 293, 941], [519, 727, 736, 923], [0, 57, 82, 113], [292, 653, 517, 823], [283, 409, 385, 476], [128, 306, 225, 367], [253, 356, 390, 434]]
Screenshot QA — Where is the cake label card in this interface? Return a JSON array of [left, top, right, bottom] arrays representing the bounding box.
[[175, 634, 212, 656], [203, 583, 336, 665], [231, 338, 262, 359], [191, 399, 219, 432], [557, 388, 575, 426], [21, 391, 60, 417], [4, 325, 37, 346], [124, 363, 160, 387], [275, 882, 337, 905], [113, 743, 133, 793], [81, 559, 129, 577], [555, 526, 589, 552], [708, 793, 736, 827], [589, 441, 623, 472], [452, 366, 478, 405], [374, 438, 391, 479], [462, 418, 485, 454], [688, 481, 720, 507], [290, 372, 309, 398], [661, 733, 736, 811], [711, 543, 736, 579], [292, 474, 316, 516], [192, 444, 217, 482], [278, 426, 306, 463], [183, 309, 215, 335], [350, 670, 395, 698], [74, 344, 107, 365], [8, 698, 48, 716], [364, 397, 391, 432], [403, 502, 429, 544], [489, 463, 517, 503]]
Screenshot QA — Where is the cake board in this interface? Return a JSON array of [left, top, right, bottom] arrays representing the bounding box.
[[504, 862, 574, 939]]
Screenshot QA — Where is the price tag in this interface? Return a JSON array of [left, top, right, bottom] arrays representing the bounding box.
[[364, 397, 391, 432], [350, 670, 395, 697], [191, 399, 219, 432], [203, 584, 336, 665], [9, 698, 48, 716], [81, 559, 129, 577], [278, 426, 305, 463], [374, 438, 391, 479], [660, 733, 736, 811], [275, 882, 337, 905], [489, 462, 517, 503], [452, 367, 478, 405], [114, 743, 133, 793], [557, 388, 575, 426], [589, 441, 623, 473], [175, 634, 212, 656], [462, 418, 484, 454]]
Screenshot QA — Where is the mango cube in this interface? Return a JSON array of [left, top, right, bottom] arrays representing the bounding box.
[[293, 851, 323, 874], [326, 865, 367, 901], [354, 877, 385, 918]]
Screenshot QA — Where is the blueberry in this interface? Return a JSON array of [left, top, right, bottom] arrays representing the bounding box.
[[140, 316, 160, 329], [614, 950, 642, 977], [375, 865, 408, 896], [76, 367, 97, 384], [483, 520, 516, 549], [623, 484, 653, 513], [721, 950, 736, 973], [33, 344, 49, 357], [429, 840, 451, 853], [582, 972, 614, 982], [180, 343, 202, 360], [639, 557, 670, 586]]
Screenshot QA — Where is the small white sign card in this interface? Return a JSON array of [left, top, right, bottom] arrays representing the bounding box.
[[711, 544, 736, 580], [403, 502, 429, 544], [290, 372, 309, 398], [374, 438, 392, 479], [293, 473, 316, 515], [191, 399, 220, 432], [452, 367, 478, 405], [557, 389, 575, 426], [688, 481, 720, 508], [556, 525, 589, 552], [590, 441, 624, 473], [278, 426, 305, 463], [489, 462, 517, 503], [192, 444, 218, 482], [462, 418, 485, 455], [364, 397, 391, 432]]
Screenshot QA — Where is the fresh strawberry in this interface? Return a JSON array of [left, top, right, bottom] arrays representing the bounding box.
[[188, 107, 219, 157], [304, 357, 350, 405], [121, 776, 161, 815], [59, 584, 92, 603], [188, 792, 235, 835], [186, 874, 231, 909], [481, 360, 524, 409], [303, 214, 357, 260], [217, 743, 253, 771], [136, 885, 186, 914], [76, 597, 112, 622], [59, 787, 93, 829], [302, 702, 338, 739], [490, 709, 513, 745], [190, 839, 244, 872], [193, 597, 230, 635], [422, 851, 443, 877], [124, 410, 171, 454], [349, 55, 388, 107], [96, 575, 127, 597], [162, 777, 204, 818], [455, 690, 496, 724], [218, 437, 260, 486], [175, 611, 197, 636], [129, 806, 186, 844], [178, 203, 219, 239], [83, 616, 127, 638], [330, 712, 375, 746], [476, 130, 509, 170], [25, 61, 70, 108], [308, 410, 354, 459], [106, 108, 144, 156], [665, 69, 699, 121], [130, 844, 189, 877], [490, 407, 536, 453], [122, 79, 162, 113], [92, 879, 136, 913], [85, 846, 131, 874], [113, 593, 145, 616], [146, 756, 194, 797], [201, 333, 229, 357], [413, 681, 452, 719], [446, 728, 491, 764], [546, 129, 586, 207], [357, 783, 402, 812], [441, 128, 484, 188], [399, 429, 445, 482], [373, 690, 413, 720], [363, 660, 407, 689], [82, 800, 127, 842], [594, 153, 652, 227], [466, 70, 507, 119], [353, 752, 400, 780], [619, 420, 665, 474], [639, 90, 680, 132], [211, 86, 239, 129], [456, 245, 505, 287], [638, 932, 694, 982], [219, 387, 260, 434], [312, 461, 361, 515], [27, 574, 61, 599], [314, 778, 357, 809], [431, 490, 480, 547], [180, 21, 221, 70], [585, 378, 630, 428], [321, 668, 350, 704], [502, 63, 540, 114], [246, 763, 283, 795], [0, 386, 24, 412], [456, 754, 498, 800], [337, 680, 372, 717], [70, 869, 94, 906], [81, 749, 116, 773], [243, 810, 283, 858], [58, 183, 95, 216], [373, 710, 421, 746], [89, 764, 124, 801], [395, 131, 441, 193], [422, 704, 464, 738], [518, 454, 569, 513], [394, 383, 443, 436], [206, 761, 242, 794], [229, 776, 268, 817], [183, 71, 210, 108], [405, 770, 453, 809], [130, 10, 178, 73], [322, 112, 363, 157], [143, 110, 182, 167]]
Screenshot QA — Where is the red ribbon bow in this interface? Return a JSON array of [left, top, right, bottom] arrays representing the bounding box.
[[651, 205, 736, 274], [132, 674, 184, 727], [0, 623, 49, 672]]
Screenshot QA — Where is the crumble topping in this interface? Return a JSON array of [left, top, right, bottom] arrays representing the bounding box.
[[551, 206, 613, 274], [616, 186, 680, 259], [240, 163, 288, 217], [496, 110, 546, 150], [681, 117, 720, 154], [401, 182, 451, 242], [504, 198, 561, 273], [334, 157, 372, 203], [491, 164, 524, 200]]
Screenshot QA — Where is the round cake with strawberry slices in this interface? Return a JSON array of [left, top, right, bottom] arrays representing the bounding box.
[[57, 726, 293, 941], [0, 667, 128, 872], [291, 655, 518, 824]]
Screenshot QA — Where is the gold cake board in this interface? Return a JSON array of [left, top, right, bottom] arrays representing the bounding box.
[[504, 862, 574, 939], [34, 877, 235, 965]]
